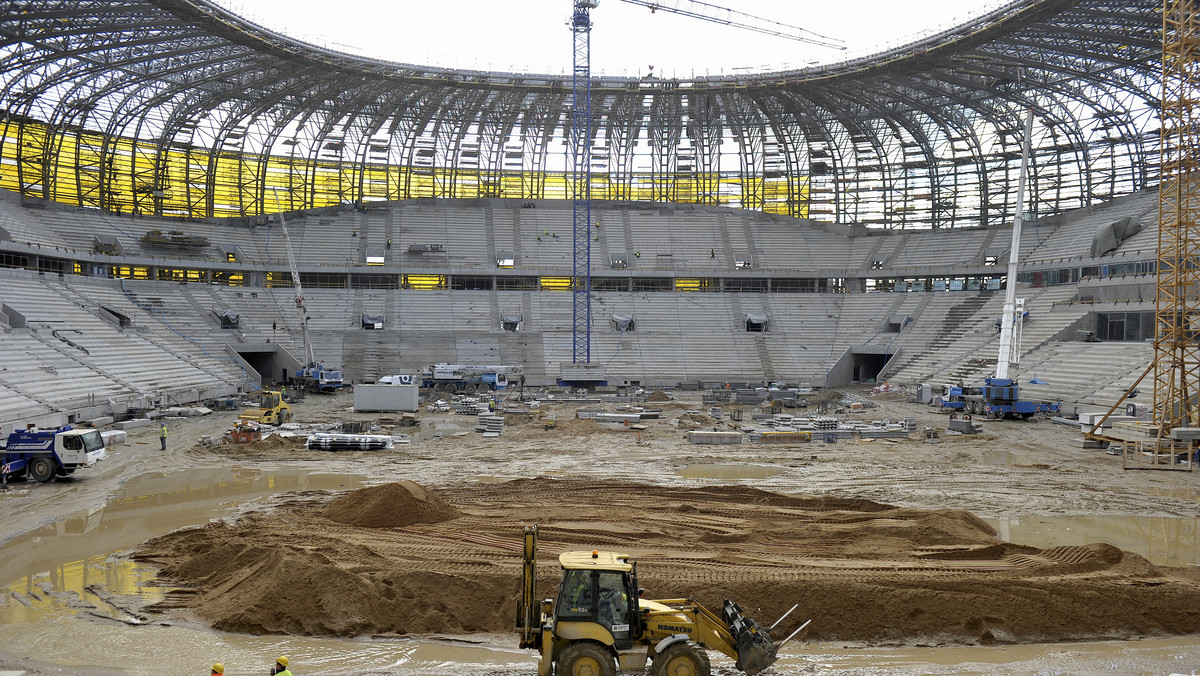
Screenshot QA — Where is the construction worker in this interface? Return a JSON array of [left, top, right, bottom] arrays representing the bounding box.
[[269, 656, 292, 676], [159, 422, 167, 451], [386, 237, 391, 250], [211, 664, 224, 676]]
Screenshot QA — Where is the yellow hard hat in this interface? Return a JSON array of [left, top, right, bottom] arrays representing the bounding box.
[[211, 665, 224, 675], [277, 656, 289, 667]]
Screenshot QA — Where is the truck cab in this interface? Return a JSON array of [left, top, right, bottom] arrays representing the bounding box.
[[2, 425, 107, 482]]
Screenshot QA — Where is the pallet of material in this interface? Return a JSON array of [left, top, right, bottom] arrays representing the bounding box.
[[687, 431, 743, 444]]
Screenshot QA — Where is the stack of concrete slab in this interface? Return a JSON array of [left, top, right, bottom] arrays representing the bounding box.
[[475, 413, 503, 437], [114, 418, 153, 430], [1077, 411, 1138, 433]]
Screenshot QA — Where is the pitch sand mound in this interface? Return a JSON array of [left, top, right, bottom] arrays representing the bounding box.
[[323, 480, 461, 528], [133, 478, 1200, 644]]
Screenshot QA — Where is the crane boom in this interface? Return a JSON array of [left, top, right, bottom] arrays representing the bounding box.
[[617, 0, 845, 49], [996, 109, 1033, 381], [269, 188, 315, 366]]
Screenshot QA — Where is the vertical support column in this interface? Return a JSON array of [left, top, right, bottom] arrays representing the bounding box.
[[1155, 0, 1200, 433], [570, 1, 596, 364]]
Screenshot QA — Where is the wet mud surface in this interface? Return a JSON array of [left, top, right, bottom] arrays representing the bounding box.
[[3, 387, 1200, 674]]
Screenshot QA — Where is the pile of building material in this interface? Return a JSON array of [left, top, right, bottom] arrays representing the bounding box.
[[947, 418, 982, 435], [305, 433, 394, 451], [812, 417, 839, 431], [578, 408, 657, 429], [742, 413, 917, 442], [748, 413, 812, 442], [453, 397, 489, 416], [854, 425, 911, 440]]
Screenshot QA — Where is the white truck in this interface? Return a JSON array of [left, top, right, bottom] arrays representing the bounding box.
[[1, 425, 107, 483]]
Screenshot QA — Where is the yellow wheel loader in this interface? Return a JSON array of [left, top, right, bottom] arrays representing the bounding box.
[[517, 525, 809, 676], [237, 389, 292, 425]]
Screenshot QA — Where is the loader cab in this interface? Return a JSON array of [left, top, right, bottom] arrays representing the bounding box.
[[555, 551, 637, 650], [259, 391, 282, 409]]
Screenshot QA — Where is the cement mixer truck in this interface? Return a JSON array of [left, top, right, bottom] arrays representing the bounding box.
[[420, 363, 522, 394]]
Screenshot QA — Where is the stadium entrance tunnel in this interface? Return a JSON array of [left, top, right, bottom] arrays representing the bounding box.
[[826, 345, 901, 386], [234, 343, 302, 386]]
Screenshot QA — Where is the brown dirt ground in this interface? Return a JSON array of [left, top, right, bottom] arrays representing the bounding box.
[[133, 477, 1200, 645]]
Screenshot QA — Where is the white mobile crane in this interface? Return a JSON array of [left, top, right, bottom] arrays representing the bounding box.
[[270, 188, 343, 393], [938, 110, 1059, 419]]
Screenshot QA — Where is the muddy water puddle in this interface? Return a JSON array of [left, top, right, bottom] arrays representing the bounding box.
[[1, 469, 364, 628], [3, 470, 1200, 674]]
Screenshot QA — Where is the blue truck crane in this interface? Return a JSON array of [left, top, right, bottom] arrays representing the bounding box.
[[2, 425, 107, 483]]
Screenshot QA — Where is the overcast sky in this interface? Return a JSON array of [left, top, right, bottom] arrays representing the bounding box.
[[208, 0, 1003, 77]]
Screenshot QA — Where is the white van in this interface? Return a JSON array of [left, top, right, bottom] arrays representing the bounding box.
[[376, 375, 414, 385]]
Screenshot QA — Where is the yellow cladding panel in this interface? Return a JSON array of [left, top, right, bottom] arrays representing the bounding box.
[[540, 276, 573, 291], [0, 118, 811, 216], [403, 274, 446, 290], [157, 268, 205, 282], [675, 278, 708, 292], [110, 266, 149, 279]]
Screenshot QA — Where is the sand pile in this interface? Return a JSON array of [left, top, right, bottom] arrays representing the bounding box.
[[323, 481, 460, 528], [676, 412, 713, 430], [645, 390, 672, 402], [133, 478, 1200, 644], [248, 434, 306, 451], [136, 521, 505, 637]]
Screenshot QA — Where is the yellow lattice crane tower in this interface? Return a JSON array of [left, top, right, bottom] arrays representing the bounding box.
[[1087, 0, 1200, 468], [1152, 0, 1200, 463]]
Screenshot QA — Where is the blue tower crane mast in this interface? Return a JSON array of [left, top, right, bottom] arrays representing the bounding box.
[[568, 1, 844, 364]]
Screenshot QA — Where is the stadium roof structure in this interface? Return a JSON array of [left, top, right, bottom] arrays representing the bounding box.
[[0, 0, 1162, 228]]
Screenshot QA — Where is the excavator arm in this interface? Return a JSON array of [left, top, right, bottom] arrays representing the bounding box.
[[517, 525, 539, 648]]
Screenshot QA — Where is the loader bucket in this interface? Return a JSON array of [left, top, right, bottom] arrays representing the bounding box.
[[723, 599, 778, 675]]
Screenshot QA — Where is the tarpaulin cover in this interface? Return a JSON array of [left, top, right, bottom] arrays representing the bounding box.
[[361, 313, 384, 325], [744, 312, 769, 325], [500, 314, 523, 324], [611, 313, 635, 331], [216, 310, 239, 327], [1090, 216, 1138, 257]]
